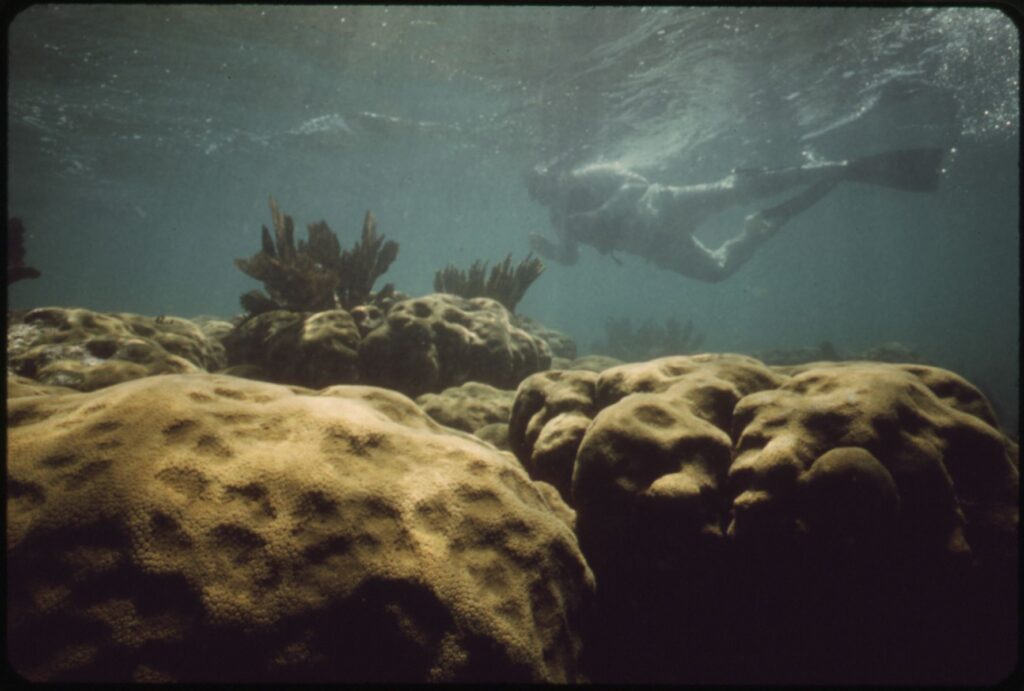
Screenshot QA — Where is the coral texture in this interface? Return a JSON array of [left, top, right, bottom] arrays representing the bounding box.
[[7, 373, 594, 683], [509, 370, 600, 504], [571, 355, 787, 570], [358, 294, 552, 397], [474, 422, 513, 452], [220, 310, 361, 389], [415, 381, 515, 438], [508, 354, 1018, 683], [7, 373, 76, 398], [728, 363, 1016, 557], [7, 308, 225, 391]]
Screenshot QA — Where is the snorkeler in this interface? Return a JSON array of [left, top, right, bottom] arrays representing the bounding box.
[[525, 147, 945, 283]]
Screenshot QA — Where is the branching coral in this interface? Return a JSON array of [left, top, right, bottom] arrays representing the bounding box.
[[591, 316, 705, 361], [433, 253, 545, 313], [235, 197, 399, 315]]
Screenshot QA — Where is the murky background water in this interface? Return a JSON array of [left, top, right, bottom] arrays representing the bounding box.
[[7, 5, 1019, 432]]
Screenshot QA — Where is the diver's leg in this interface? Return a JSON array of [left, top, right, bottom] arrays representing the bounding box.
[[757, 178, 840, 224], [654, 159, 847, 221], [733, 160, 848, 200], [708, 178, 840, 281]]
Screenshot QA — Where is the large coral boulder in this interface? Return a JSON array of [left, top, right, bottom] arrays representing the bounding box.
[[220, 309, 361, 389], [574, 355, 786, 574], [711, 362, 1019, 683], [7, 307, 225, 391], [729, 363, 1017, 561], [508, 355, 783, 508], [508, 355, 1018, 683], [509, 370, 599, 504], [7, 374, 594, 683], [358, 294, 552, 397], [594, 353, 786, 426]]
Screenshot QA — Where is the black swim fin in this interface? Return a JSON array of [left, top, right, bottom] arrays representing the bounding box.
[[844, 147, 945, 192]]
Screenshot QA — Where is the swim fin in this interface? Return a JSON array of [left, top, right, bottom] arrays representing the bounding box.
[[844, 147, 945, 192]]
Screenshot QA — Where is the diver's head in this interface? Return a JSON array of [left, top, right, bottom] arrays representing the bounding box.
[[524, 164, 558, 205]]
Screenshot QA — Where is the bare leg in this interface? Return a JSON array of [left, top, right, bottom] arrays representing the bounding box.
[[704, 178, 840, 281], [656, 160, 849, 221], [756, 177, 841, 224]]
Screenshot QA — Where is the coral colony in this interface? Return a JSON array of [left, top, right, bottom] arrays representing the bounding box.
[[234, 197, 399, 316], [433, 253, 546, 314]]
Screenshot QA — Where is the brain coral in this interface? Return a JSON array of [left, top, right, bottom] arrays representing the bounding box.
[[7, 374, 594, 682], [7, 308, 225, 391], [358, 294, 552, 397]]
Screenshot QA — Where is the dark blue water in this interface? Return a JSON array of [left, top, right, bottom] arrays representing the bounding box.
[[6, 6, 1019, 432]]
